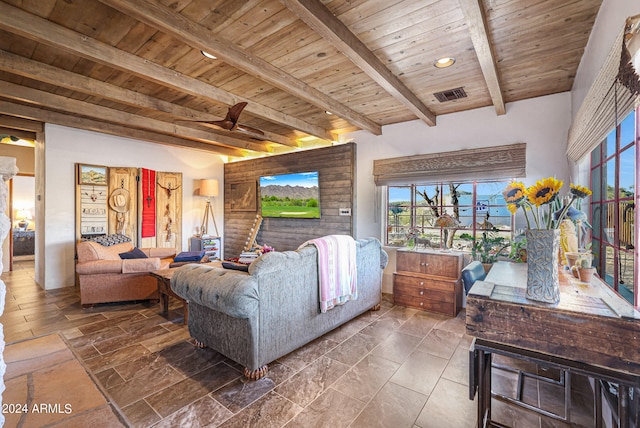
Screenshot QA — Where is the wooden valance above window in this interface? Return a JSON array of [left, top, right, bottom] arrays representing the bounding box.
[[373, 143, 526, 186]]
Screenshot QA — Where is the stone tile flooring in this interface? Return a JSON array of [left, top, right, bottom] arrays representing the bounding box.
[[1, 261, 595, 427], [4, 334, 126, 427]]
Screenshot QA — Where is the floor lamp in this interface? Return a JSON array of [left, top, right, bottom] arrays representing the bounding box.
[[200, 179, 219, 237]]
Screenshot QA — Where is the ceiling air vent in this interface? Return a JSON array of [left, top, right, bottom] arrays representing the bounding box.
[[434, 87, 467, 102]]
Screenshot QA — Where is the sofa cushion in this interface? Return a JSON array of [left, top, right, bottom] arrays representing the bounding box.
[[119, 247, 148, 259], [76, 260, 124, 275], [159, 258, 173, 270], [142, 247, 177, 259], [171, 264, 257, 318], [122, 258, 161, 273], [77, 241, 134, 263]]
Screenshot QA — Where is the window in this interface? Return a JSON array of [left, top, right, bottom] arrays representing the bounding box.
[[590, 107, 637, 306], [386, 181, 514, 250]]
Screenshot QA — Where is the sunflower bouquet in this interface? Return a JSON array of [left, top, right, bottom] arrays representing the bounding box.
[[503, 178, 592, 230]]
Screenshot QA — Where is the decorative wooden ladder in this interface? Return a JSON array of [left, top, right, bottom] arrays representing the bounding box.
[[243, 214, 263, 252]]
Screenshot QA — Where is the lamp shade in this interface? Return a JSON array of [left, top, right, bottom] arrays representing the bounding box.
[[16, 209, 31, 220], [200, 179, 219, 197]]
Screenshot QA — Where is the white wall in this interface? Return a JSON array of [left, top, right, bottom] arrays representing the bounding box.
[[345, 92, 573, 241], [42, 124, 225, 289]]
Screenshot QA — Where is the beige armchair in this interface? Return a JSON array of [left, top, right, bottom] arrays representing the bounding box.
[[76, 240, 176, 307]]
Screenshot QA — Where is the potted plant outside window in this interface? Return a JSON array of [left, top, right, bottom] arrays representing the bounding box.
[[461, 229, 511, 273]]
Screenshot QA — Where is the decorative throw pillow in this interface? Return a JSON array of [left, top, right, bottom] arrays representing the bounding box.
[[89, 233, 132, 246], [222, 261, 249, 272], [119, 247, 148, 259]]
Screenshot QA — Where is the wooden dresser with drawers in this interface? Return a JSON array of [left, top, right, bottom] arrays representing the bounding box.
[[393, 249, 464, 317]]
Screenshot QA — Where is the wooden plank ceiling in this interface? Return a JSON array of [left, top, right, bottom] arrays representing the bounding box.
[[0, 0, 602, 159]]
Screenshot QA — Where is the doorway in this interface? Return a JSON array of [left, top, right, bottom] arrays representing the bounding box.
[[11, 175, 36, 267]]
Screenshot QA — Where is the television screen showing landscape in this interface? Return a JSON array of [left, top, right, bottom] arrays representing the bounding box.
[[259, 171, 320, 218]]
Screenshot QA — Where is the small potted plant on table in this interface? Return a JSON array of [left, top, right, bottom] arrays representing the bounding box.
[[575, 253, 595, 283]]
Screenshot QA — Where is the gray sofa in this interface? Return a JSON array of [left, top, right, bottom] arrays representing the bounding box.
[[171, 237, 388, 379]]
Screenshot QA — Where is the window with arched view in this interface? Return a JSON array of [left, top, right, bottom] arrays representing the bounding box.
[[590, 107, 638, 306], [385, 181, 514, 252]]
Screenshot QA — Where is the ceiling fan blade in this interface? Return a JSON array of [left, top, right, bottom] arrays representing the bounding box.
[[177, 102, 265, 136], [225, 102, 248, 124], [189, 119, 234, 130], [211, 119, 235, 130], [235, 124, 265, 136]]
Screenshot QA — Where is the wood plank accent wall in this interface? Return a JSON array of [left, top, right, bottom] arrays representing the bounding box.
[[224, 143, 356, 257]]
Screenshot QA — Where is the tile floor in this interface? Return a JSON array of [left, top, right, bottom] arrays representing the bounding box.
[[1, 260, 595, 427], [4, 333, 126, 427]]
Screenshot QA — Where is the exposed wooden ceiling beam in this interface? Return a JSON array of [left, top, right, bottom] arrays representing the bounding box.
[[458, 0, 506, 115], [0, 114, 43, 133], [280, 0, 437, 127], [0, 101, 246, 157], [0, 50, 297, 148], [97, 0, 382, 135], [0, 127, 36, 141], [0, 1, 332, 141], [0, 80, 275, 154]]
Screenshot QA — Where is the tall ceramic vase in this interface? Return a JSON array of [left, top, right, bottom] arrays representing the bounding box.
[[526, 229, 560, 304]]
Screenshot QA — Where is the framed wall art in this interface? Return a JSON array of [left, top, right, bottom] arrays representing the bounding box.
[[230, 181, 257, 212], [78, 164, 108, 186]]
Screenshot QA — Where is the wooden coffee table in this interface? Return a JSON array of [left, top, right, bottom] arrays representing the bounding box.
[[149, 268, 188, 324]]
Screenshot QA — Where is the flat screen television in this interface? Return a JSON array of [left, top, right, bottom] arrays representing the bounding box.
[[259, 171, 320, 218]]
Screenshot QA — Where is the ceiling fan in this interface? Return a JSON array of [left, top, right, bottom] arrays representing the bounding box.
[[190, 102, 265, 137]]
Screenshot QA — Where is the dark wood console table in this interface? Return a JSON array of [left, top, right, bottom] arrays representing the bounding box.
[[466, 262, 640, 427]]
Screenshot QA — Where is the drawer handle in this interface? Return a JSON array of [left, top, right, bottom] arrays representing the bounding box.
[[420, 262, 429, 266], [419, 290, 424, 295], [419, 281, 424, 286], [419, 302, 424, 306]]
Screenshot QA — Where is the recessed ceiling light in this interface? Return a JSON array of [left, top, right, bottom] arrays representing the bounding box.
[[325, 111, 333, 115], [201, 50, 217, 60], [434, 57, 456, 68]]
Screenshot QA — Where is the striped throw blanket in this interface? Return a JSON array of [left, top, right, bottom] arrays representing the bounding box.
[[299, 235, 357, 313]]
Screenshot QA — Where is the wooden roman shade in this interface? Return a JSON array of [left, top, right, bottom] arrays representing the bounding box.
[[373, 143, 526, 186], [567, 15, 640, 162]]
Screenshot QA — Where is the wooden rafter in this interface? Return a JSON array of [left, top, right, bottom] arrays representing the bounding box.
[[0, 127, 36, 141], [0, 50, 297, 148], [0, 81, 273, 154], [0, 1, 333, 141], [280, 0, 437, 127], [458, 0, 506, 115], [0, 115, 43, 133], [0, 101, 246, 157], [97, 0, 382, 135]]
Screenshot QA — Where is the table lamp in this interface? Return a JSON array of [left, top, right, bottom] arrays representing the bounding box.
[[199, 179, 219, 237], [16, 209, 31, 230]]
